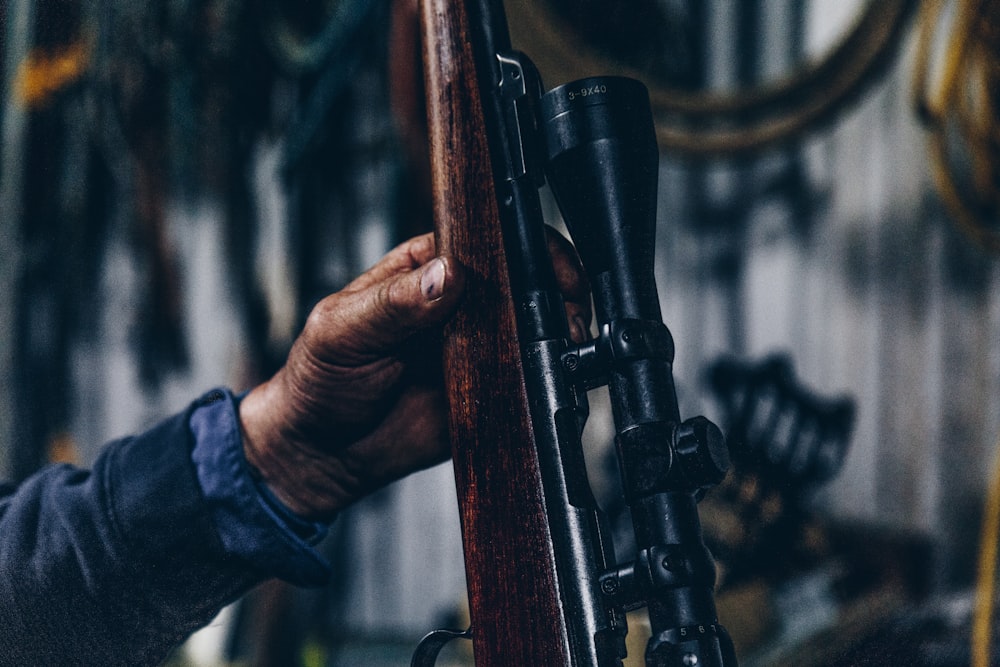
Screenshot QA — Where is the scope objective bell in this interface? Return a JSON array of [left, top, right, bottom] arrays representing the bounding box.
[[540, 76, 660, 324]]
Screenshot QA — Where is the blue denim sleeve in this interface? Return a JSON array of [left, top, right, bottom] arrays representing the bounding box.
[[188, 388, 332, 587], [0, 390, 334, 666], [0, 393, 266, 665]]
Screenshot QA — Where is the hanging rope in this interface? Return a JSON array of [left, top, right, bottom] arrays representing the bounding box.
[[507, 0, 919, 156], [972, 433, 1000, 667], [254, 0, 372, 76], [914, 0, 1000, 254], [268, 0, 383, 172]]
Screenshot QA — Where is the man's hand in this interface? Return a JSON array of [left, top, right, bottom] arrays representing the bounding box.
[[239, 230, 590, 521]]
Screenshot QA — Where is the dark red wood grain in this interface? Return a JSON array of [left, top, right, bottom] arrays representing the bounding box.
[[420, 1, 572, 664]]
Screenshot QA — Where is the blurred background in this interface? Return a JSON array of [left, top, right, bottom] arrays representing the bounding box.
[[1, 0, 999, 664]]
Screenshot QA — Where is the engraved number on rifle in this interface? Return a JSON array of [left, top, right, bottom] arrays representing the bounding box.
[[679, 624, 717, 637]]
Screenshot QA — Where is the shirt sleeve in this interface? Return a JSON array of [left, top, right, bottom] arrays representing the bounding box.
[[0, 389, 330, 666], [188, 388, 332, 586]]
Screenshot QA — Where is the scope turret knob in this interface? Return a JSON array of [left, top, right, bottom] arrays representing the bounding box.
[[673, 416, 729, 489]]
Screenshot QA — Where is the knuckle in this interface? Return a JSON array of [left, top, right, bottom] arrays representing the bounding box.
[[375, 279, 403, 322]]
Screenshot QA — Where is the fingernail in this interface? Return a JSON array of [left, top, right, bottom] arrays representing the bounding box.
[[420, 258, 447, 301], [573, 315, 590, 342]]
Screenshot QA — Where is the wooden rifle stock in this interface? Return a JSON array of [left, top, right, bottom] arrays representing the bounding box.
[[419, 1, 573, 665]]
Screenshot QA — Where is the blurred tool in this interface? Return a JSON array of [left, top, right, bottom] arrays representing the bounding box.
[[708, 354, 854, 491], [703, 354, 855, 585]]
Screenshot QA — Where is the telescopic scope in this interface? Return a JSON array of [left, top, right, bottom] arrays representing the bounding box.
[[541, 76, 736, 667]]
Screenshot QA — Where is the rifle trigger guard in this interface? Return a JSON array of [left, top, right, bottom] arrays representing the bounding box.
[[411, 626, 472, 667]]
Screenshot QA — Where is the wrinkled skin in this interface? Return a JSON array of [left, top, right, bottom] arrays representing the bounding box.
[[240, 230, 591, 521]]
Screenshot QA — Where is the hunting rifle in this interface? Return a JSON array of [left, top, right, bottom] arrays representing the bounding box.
[[415, 1, 737, 665]]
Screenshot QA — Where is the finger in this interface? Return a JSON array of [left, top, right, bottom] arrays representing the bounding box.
[[546, 226, 593, 342], [307, 254, 465, 365], [346, 232, 438, 293]]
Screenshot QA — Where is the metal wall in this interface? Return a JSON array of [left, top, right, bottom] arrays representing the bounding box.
[[658, 0, 1000, 588]]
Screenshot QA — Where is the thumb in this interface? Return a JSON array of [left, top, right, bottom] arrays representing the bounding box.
[[308, 255, 465, 365]]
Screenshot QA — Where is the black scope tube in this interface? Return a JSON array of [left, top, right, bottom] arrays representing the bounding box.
[[541, 76, 737, 667]]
